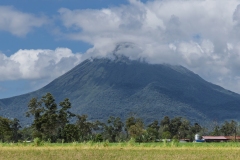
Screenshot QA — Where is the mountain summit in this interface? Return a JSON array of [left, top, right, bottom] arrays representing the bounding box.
[[1, 56, 240, 125]]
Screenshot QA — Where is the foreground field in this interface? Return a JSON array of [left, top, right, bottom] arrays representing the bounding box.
[[1, 142, 240, 160]]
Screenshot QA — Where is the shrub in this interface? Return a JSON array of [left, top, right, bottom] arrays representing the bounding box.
[[127, 138, 136, 146], [94, 134, 103, 142], [33, 138, 42, 146], [103, 140, 109, 147]]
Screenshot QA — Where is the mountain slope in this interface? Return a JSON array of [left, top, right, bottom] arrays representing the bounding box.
[[1, 56, 240, 125]]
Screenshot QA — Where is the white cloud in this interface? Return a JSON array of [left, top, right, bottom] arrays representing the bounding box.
[[56, 0, 240, 93], [0, 52, 21, 80], [0, 48, 82, 81], [1, 0, 240, 95], [0, 6, 47, 36]]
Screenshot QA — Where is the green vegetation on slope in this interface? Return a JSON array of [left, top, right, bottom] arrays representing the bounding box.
[[1, 57, 240, 126], [0, 93, 239, 143]]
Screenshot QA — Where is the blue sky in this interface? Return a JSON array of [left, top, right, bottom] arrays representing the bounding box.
[[0, 0, 133, 98], [0, 0, 133, 55], [1, 0, 240, 98]]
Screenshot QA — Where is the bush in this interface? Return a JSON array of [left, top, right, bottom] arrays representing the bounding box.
[[103, 140, 109, 147], [171, 137, 179, 147], [33, 138, 43, 146], [94, 134, 103, 142], [127, 138, 136, 146]]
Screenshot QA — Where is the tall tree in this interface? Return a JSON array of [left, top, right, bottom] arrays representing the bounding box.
[[75, 114, 92, 141], [19, 126, 32, 141], [220, 120, 237, 136], [26, 93, 74, 142], [170, 117, 182, 138], [178, 119, 190, 139], [125, 117, 144, 140], [10, 118, 21, 142], [211, 125, 221, 136], [58, 98, 73, 128], [0, 116, 12, 142], [160, 116, 171, 132], [57, 98, 75, 140], [104, 116, 124, 142], [191, 123, 202, 134], [63, 124, 79, 142], [125, 116, 136, 138], [40, 93, 58, 141], [26, 97, 44, 138], [146, 120, 159, 141]]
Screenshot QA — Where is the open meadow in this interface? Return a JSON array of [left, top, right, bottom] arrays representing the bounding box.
[[1, 142, 240, 160]]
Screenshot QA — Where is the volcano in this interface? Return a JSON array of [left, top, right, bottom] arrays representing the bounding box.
[[1, 56, 240, 125]]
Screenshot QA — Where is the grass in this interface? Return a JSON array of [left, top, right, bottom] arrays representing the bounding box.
[[1, 142, 240, 160]]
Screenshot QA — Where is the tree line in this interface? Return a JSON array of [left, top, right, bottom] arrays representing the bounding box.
[[0, 93, 239, 143]]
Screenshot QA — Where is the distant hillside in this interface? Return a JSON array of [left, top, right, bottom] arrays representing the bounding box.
[[1, 56, 240, 125]]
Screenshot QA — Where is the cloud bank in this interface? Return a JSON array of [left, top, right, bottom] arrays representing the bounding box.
[[1, 0, 240, 95], [57, 0, 240, 93], [0, 6, 47, 36], [0, 48, 82, 81]]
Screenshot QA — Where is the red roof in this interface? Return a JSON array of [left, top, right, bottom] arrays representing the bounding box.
[[202, 136, 227, 140], [202, 136, 240, 140], [225, 136, 240, 140]]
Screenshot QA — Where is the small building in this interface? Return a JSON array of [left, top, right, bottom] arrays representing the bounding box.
[[194, 134, 205, 142], [202, 136, 240, 142]]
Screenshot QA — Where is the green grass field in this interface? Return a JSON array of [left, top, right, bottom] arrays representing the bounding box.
[[1, 142, 240, 160]]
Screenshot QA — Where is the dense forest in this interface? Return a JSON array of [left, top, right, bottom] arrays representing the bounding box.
[[0, 93, 238, 143], [2, 58, 240, 129]]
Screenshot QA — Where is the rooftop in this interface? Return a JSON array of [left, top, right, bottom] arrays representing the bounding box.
[[202, 136, 240, 140]]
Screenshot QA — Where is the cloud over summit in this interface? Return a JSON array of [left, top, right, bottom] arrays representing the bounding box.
[[57, 0, 240, 93], [1, 0, 240, 95]]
